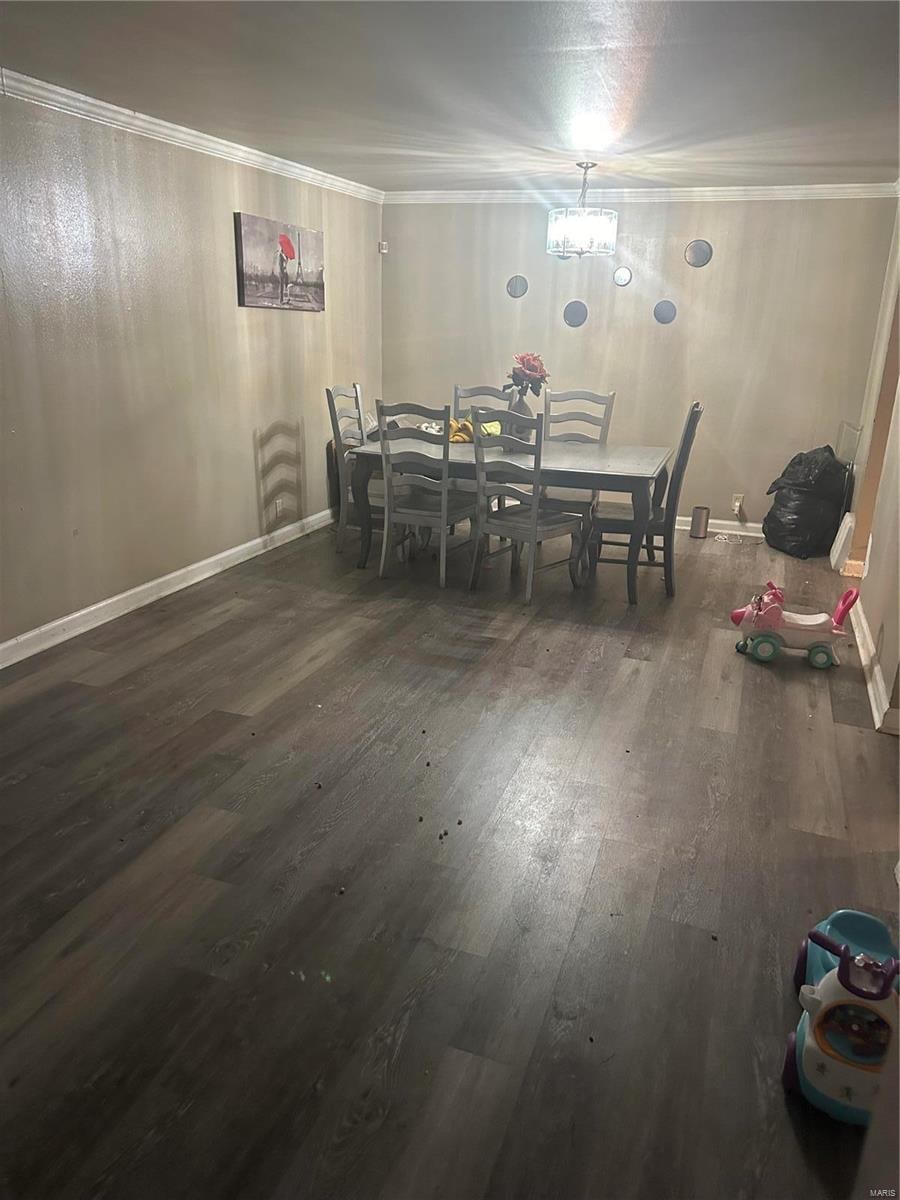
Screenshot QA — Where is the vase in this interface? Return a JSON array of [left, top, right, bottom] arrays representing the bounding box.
[[509, 385, 536, 440]]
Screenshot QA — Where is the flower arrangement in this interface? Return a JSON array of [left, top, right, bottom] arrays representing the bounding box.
[[508, 352, 550, 401]]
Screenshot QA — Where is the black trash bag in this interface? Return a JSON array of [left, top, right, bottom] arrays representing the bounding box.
[[762, 445, 848, 559]]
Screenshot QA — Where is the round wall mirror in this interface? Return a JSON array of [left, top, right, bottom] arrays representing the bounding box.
[[563, 300, 588, 328], [506, 274, 528, 298], [613, 266, 632, 287], [684, 239, 713, 268], [653, 300, 677, 324]]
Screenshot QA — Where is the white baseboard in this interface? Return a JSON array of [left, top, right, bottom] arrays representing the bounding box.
[[0, 510, 333, 671], [674, 515, 764, 539], [829, 512, 855, 571], [849, 599, 897, 735]]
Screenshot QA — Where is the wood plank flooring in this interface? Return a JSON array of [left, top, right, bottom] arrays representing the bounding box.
[[0, 529, 897, 1200]]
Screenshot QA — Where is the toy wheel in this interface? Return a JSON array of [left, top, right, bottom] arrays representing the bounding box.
[[792, 936, 809, 994], [807, 643, 834, 670], [735, 640, 748, 655], [750, 634, 781, 663], [781, 1031, 799, 1093]]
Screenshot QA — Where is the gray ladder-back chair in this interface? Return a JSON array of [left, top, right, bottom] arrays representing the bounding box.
[[376, 402, 478, 588], [468, 407, 590, 604], [326, 383, 376, 553], [588, 401, 704, 597], [453, 384, 511, 421], [451, 385, 514, 532], [541, 387, 617, 519]]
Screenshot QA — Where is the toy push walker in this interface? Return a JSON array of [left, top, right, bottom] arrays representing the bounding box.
[[783, 910, 898, 1126], [730, 582, 859, 668]]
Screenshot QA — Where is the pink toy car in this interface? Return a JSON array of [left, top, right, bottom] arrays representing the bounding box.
[[731, 582, 859, 668]]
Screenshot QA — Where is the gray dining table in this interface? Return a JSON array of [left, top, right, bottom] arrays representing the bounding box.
[[350, 439, 672, 604]]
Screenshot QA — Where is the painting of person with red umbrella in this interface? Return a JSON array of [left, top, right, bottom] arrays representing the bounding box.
[[234, 212, 325, 311]]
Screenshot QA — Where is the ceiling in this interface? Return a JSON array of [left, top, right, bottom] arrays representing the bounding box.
[[1, 1, 897, 193]]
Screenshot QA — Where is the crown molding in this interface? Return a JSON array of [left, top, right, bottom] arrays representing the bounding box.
[[384, 181, 900, 205], [0, 67, 385, 205], [3, 68, 895, 209]]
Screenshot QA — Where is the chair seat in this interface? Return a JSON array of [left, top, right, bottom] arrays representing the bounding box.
[[393, 488, 477, 523], [487, 503, 583, 539], [591, 500, 666, 534]]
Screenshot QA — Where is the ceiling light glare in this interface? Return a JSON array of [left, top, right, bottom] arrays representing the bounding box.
[[569, 112, 614, 152]]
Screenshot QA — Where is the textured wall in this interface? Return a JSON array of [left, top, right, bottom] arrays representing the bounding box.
[[382, 198, 895, 524], [0, 97, 382, 642]]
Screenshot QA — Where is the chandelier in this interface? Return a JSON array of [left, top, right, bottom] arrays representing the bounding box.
[[546, 162, 618, 258]]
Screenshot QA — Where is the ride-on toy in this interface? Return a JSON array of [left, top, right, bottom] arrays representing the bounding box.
[[783, 910, 898, 1125], [731, 582, 859, 668]]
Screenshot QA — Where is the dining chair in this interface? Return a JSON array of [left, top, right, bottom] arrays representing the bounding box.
[[587, 401, 704, 597], [326, 383, 373, 552], [468, 406, 590, 604], [540, 387, 617, 521], [376, 401, 478, 588], [451, 385, 515, 532], [453, 384, 511, 421]]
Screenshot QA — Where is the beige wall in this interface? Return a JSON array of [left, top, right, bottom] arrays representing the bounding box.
[[0, 98, 382, 641], [860, 383, 899, 723], [382, 198, 895, 524]]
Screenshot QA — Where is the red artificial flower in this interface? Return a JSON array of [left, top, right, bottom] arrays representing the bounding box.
[[513, 352, 548, 382], [508, 352, 550, 398]]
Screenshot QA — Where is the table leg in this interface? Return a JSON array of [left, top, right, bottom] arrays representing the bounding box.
[[351, 454, 375, 569], [627, 481, 652, 605]]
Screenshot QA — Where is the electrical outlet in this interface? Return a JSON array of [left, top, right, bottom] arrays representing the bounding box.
[[732, 493, 744, 516]]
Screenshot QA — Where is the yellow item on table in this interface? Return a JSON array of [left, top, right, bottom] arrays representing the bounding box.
[[446, 417, 500, 443]]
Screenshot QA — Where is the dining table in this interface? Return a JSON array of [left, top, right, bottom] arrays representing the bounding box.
[[350, 439, 673, 604]]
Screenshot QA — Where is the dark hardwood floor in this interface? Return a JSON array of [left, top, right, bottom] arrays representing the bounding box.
[[1, 528, 897, 1200]]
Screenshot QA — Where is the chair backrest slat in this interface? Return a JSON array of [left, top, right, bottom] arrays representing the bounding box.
[[544, 388, 615, 445], [476, 458, 538, 484], [382, 427, 445, 447], [481, 482, 534, 503], [453, 384, 511, 420], [387, 447, 447, 467], [380, 401, 446, 422], [475, 431, 536, 456], [663, 402, 704, 530], [386, 474, 447, 495]]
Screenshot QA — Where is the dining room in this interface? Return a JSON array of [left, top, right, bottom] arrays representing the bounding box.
[[0, 2, 898, 1198]]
